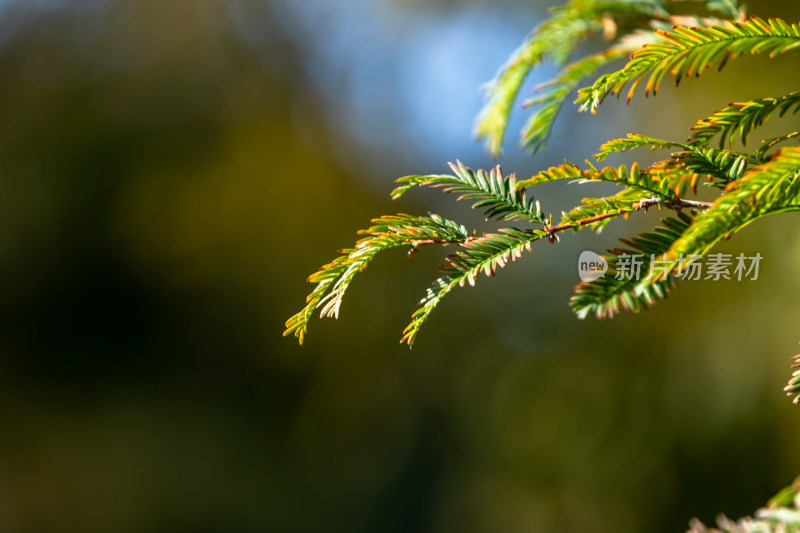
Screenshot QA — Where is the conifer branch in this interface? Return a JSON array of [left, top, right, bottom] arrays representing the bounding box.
[[288, 3, 800, 529], [571, 213, 693, 318], [757, 131, 800, 160], [558, 188, 652, 232], [520, 37, 649, 154], [688, 91, 800, 148], [545, 197, 709, 232], [393, 161, 546, 224], [474, 8, 596, 157], [671, 147, 753, 186], [642, 146, 800, 281], [576, 17, 800, 114], [402, 228, 547, 346], [596, 133, 754, 187], [474, 0, 672, 156], [517, 160, 679, 200], [284, 214, 470, 344]]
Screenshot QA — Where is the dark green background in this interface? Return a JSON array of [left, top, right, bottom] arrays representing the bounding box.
[[1, 1, 799, 531]]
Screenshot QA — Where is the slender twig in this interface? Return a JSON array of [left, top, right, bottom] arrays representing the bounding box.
[[407, 237, 476, 256], [545, 212, 627, 233], [637, 198, 714, 210], [408, 238, 474, 247], [406, 196, 714, 252], [544, 196, 713, 233]]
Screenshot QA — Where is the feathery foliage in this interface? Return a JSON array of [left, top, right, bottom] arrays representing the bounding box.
[[401, 228, 547, 346], [757, 131, 800, 160], [284, 214, 469, 344], [473, 5, 595, 156], [475, 0, 744, 155], [577, 17, 800, 113], [571, 213, 691, 318], [559, 187, 651, 232], [520, 39, 643, 154], [288, 2, 800, 527], [671, 146, 752, 186], [517, 160, 679, 200], [475, 0, 674, 155], [688, 91, 800, 149], [648, 146, 800, 278], [392, 161, 546, 224], [597, 134, 754, 187], [594, 133, 688, 159]]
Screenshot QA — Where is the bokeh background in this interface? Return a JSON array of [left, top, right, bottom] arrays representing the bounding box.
[[1, 0, 799, 531]]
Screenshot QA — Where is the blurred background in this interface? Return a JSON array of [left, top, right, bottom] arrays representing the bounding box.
[[0, 0, 799, 531]]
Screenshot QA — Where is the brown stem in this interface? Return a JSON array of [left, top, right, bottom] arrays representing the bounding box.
[[544, 212, 623, 233], [408, 238, 473, 247], [544, 196, 713, 234], [637, 198, 714, 210], [407, 236, 476, 256], [407, 196, 714, 253]]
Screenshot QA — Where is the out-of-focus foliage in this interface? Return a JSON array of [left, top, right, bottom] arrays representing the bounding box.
[[688, 476, 800, 532], [474, 0, 743, 156], [577, 17, 800, 113]]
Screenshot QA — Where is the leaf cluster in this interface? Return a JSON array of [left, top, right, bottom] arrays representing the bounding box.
[[288, 3, 800, 361], [475, 0, 743, 155], [287, 2, 800, 526], [288, 0, 800, 430]]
